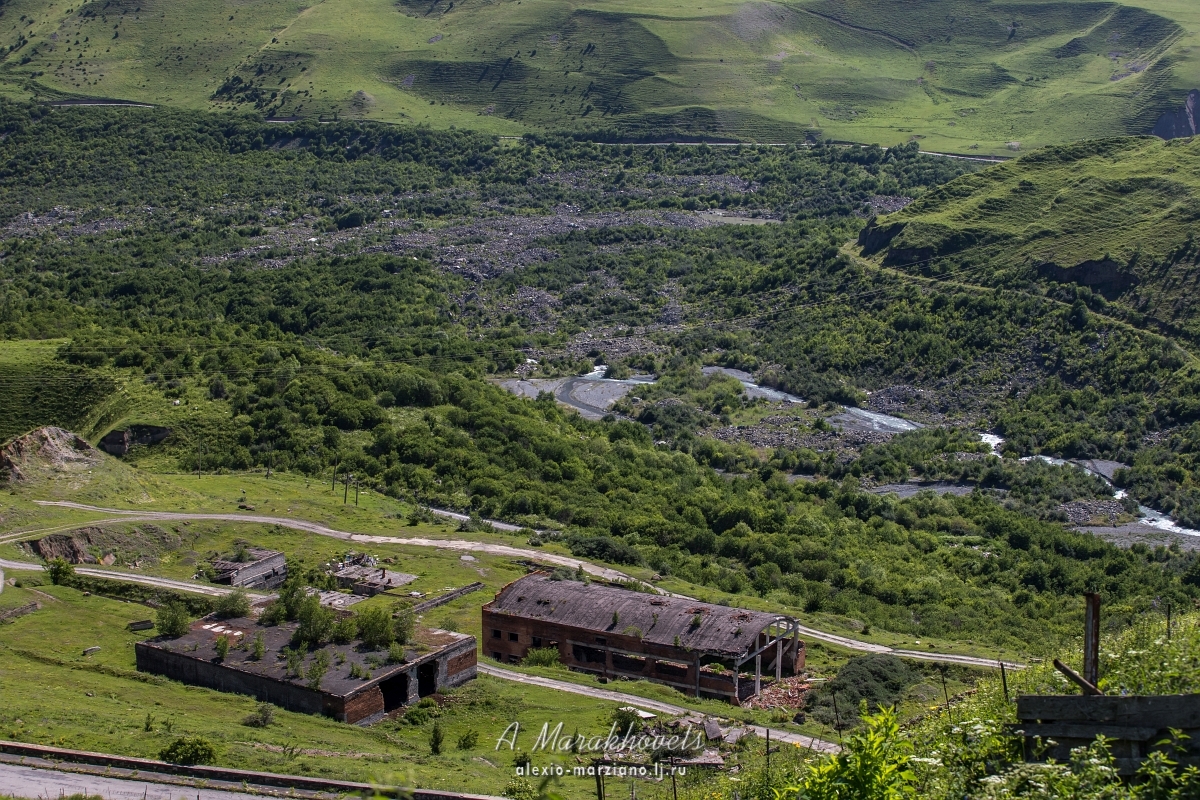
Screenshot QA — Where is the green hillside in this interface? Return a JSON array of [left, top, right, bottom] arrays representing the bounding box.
[[0, 0, 1197, 150], [858, 135, 1200, 339]]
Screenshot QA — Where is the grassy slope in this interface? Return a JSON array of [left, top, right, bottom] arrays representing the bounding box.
[[857, 135, 1200, 338], [0, 0, 1195, 150], [0, 584, 641, 797]]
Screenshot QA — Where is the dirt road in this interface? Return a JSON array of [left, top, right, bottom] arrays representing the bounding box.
[[0, 557, 270, 599], [478, 663, 841, 753], [23, 501, 1022, 669]]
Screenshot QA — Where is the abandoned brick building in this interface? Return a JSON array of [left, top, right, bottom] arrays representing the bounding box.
[[211, 548, 286, 589], [482, 573, 804, 705], [136, 618, 477, 724]]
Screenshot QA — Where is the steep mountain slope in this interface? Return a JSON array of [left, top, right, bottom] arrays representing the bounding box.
[[857, 135, 1200, 339], [0, 0, 1195, 150]]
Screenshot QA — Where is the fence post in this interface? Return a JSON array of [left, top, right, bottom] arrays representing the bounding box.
[[1084, 592, 1101, 687]]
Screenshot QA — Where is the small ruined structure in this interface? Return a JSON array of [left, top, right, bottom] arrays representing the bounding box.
[[482, 573, 804, 704], [334, 564, 417, 596], [211, 548, 286, 589], [136, 618, 477, 724]]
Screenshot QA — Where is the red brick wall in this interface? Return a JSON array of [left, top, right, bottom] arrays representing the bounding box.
[[342, 686, 384, 723], [447, 649, 477, 677]]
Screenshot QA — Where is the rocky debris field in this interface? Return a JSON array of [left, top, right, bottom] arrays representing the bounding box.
[[1058, 499, 1129, 525]]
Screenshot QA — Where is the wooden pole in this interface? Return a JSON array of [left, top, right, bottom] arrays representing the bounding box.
[[331, 458, 339, 491], [940, 668, 952, 719], [832, 690, 842, 742], [1084, 593, 1101, 687], [1000, 661, 1009, 702], [670, 759, 677, 800], [766, 726, 770, 774]]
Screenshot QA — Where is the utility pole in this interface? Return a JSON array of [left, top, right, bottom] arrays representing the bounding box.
[[354, 479, 359, 506], [344, 473, 351, 504], [196, 435, 202, 479], [331, 457, 339, 491]]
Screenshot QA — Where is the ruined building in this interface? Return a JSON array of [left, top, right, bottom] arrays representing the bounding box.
[[211, 548, 286, 589], [137, 617, 477, 724], [482, 573, 804, 705]]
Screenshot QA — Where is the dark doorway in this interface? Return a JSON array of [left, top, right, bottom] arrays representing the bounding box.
[[381, 672, 409, 712], [417, 661, 438, 697]]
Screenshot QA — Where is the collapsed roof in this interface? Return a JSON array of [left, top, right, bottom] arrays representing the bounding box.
[[486, 574, 790, 658]]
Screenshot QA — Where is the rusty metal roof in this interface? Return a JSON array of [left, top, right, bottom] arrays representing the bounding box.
[[486, 574, 788, 658]]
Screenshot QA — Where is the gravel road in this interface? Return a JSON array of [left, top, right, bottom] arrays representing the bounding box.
[[0, 761, 264, 800], [24, 501, 1022, 669], [477, 663, 841, 753], [0, 557, 270, 599]]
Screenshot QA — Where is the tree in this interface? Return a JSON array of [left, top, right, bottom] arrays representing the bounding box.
[[358, 606, 395, 649], [331, 615, 358, 644], [293, 594, 333, 648], [45, 557, 75, 585], [214, 589, 251, 619], [306, 649, 330, 690], [393, 602, 416, 645], [156, 602, 191, 638], [429, 721, 444, 755]]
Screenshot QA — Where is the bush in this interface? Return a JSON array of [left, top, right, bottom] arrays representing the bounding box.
[[242, 703, 275, 728], [214, 589, 251, 619], [45, 557, 75, 585], [331, 615, 358, 644], [357, 606, 394, 649], [388, 642, 407, 663], [609, 706, 644, 735], [429, 720, 444, 755], [156, 602, 191, 638], [293, 594, 334, 647], [251, 632, 266, 660], [214, 635, 229, 660], [393, 602, 415, 644], [457, 729, 479, 750], [306, 649, 330, 689], [522, 647, 561, 668], [159, 736, 217, 765], [503, 777, 536, 800]]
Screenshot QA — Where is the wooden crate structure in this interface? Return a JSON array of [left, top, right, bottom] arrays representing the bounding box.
[[1014, 694, 1200, 773]]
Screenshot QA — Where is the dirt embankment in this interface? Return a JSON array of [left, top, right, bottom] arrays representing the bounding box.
[[24, 524, 183, 566], [0, 427, 102, 484]]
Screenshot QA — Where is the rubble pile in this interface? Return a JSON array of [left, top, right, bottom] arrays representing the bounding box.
[[742, 676, 813, 710], [1058, 499, 1128, 525]]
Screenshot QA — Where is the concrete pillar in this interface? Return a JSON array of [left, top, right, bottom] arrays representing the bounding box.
[[775, 636, 782, 681], [405, 667, 419, 705], [732, 663, 739, 705], [754, 654, 761, 695], [693, 653, 701, 697]]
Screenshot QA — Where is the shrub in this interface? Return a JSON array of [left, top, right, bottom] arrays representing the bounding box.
[[393, 602, 415, 645], [258, 601, 286, 626], [156, 602, 191, 638], [242, 703, 275, 728], [293, 594, 334, 647], [503, 778, 536, 800], [214, 589, 251, 619], [159, 736, 217, 765], [388, 642, 407, 663], [610, 706, 644, 735], [214, 635, 230, 661], [306, 649, 330, 689], [251, 632, 266, 660], [522, 647, 561, 668], [357, 606, 394, 649], [429, 721, 444, 755], [284, 647, 303, 677], [45, 557, 75, 585], [457, 729, 479, 750], [331, 615, 358, 644]]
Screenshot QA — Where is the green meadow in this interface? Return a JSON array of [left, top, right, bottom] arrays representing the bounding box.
[[0, 0, 1197, 149]]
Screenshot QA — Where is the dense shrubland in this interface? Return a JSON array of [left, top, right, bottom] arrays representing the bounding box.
[[2, 103, 1199, 652]]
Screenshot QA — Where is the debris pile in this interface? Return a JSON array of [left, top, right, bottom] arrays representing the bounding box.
[[742, 676, 812, 710]]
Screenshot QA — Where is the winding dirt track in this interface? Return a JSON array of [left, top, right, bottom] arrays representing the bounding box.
[[477, 663, 842, 753], [17, 501, 1021, 669]]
